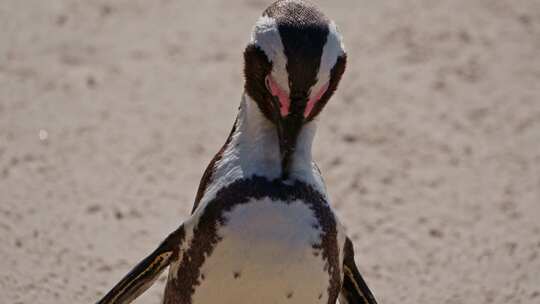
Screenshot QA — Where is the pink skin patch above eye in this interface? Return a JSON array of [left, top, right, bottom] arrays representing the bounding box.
[[266, 75, 290, 117], [304, 82, 329, 118], [266, 75, 329, 119]]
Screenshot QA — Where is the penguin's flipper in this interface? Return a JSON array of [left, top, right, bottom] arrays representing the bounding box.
[[96, 225, 185, 304], [340, 238, 378, 304]]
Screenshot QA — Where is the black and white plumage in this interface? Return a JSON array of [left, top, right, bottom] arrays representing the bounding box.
[[96, 1, 378, 304]]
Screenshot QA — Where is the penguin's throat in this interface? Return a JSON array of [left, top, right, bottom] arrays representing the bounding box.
[[231, 94, 316, 180]]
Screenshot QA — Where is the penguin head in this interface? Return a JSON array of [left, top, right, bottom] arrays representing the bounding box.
[[243, 0, 346, 175], [244, 0, 346, 122]]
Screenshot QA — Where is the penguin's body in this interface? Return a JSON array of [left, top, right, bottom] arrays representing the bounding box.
[[162, 94, 346, 304], [96, 1, 378, 304], [167, 180, 342, 304]]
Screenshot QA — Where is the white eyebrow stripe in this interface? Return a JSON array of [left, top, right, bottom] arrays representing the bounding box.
[[250, 16, 280, 60], [251, 16, 290, 94], [312, 21, 344, 98]]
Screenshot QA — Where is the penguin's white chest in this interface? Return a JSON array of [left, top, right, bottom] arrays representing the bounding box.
[[191, 197, 330, 304]]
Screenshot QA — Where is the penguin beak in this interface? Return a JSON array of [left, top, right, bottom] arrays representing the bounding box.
[[271, 96, 306, 178], [265, 75, 307, 178]]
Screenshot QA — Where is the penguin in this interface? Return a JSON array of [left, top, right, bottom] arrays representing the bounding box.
[[96, 1, 378, 304]]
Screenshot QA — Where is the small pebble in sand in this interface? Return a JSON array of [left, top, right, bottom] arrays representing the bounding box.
[[38, 129, 48, 141]]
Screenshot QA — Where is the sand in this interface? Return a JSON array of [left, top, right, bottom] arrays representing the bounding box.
[[1, 0, 539, 303]]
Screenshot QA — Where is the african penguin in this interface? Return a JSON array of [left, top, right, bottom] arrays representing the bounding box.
[[95, 1, 378, 304]]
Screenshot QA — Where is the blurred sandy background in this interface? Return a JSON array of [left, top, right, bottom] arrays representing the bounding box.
[[1, 0, 539, 303]]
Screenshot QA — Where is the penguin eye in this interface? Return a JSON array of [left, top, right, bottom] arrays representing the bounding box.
[[265, 75, 286, 99], [265, 75, 273, 94]]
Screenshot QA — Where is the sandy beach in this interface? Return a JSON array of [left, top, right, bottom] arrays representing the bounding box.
[[1, 0, 539, 303]]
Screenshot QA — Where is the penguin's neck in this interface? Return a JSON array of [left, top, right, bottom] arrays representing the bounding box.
[[219, 93, 317, 182], [195, 93, 325, 207]]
